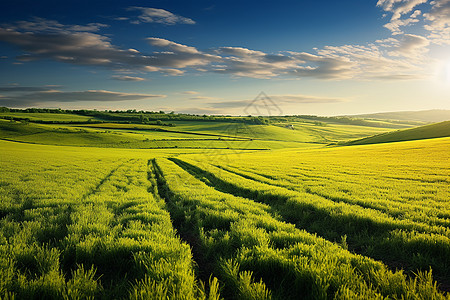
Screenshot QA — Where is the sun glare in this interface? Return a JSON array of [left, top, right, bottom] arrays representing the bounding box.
[[444, 61, 450, 85], [438, 60, 450, 85]]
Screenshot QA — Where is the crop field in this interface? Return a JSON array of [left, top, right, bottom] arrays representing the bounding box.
[[0, 112, 103, 123], [1, 110, 450, 299], [181, 138, 450, 287], [346, 121, 450, 145], [0, 116, 405, 151], [1, 130, 450, 299]]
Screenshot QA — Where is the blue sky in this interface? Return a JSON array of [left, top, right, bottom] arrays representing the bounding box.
[[0, 0, 449, 115]]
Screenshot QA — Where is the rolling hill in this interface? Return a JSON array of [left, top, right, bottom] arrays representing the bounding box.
[[348, 109, 450, 123], [345, 120, 450, 145]]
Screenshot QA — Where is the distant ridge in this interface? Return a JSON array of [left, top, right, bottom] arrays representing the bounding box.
[[346, 109, 450, 123], [345, 120, 450, 145]]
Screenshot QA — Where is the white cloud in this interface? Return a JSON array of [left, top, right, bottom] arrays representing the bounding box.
[[111, 75, 146, 81], [213, 47, 299, 79], [0, 86, 55, 92], [377, 0, 427, 20], [189, 96, 221, 100], [11, 17, 109, 33], [161, 68, 186, 76], [314, 42, 430, 80], [0, 89, 166, 107], [271, 94, 348, 104], [423, 0, 450, 44], [383, 13, 421, 35], [178, 107, 225, 115], [218, 47, 266, 57], [0, 16, 437, 82], [377, 0, 427, 34], [378, 0, 450, 44], [127, 7, 195, 25], [147, 38, 199, 54], [208, 94, 347, 109], [388, 34, 430, 57], [0, 19, 220, 74]]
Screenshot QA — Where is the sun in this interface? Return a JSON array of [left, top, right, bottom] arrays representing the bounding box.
[[439, 60, 450, 85], [444, 61, 450, 84]]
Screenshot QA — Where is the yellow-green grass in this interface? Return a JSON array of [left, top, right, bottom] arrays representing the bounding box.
[[0, 141, 222, 299], [346, 120, 450, 145], [0, 139, 218, 160], [180, 137, 450, 287], [1, 130, 450, 298], [154, 156, 448, 299], [0, 120, 320, 149], [352, 109, 450, 123], [0, 112, 102, 122], [143, 121, 398, 146], [286, 121, 393, 143], [1, 115, 409, 150]]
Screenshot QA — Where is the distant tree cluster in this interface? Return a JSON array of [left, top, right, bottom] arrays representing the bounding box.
[[2, 107, 401, 128], [0, 107, 275, 125]]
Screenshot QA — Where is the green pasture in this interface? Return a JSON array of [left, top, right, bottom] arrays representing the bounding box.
[[1, 109, 450, 298]]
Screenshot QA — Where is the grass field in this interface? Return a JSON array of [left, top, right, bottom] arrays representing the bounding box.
[[1, 111, 449, 299], [0, 112, 103, 122], [346, 121, 450, 145], [0, 115, 403, 150]]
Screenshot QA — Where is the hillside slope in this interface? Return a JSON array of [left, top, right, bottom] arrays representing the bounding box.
[[348, 109, 450, 123], [0, 117, 397, 149], [345, 120, 450, 145]]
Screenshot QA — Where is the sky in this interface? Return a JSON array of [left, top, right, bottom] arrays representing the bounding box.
[[0, 0, 449, 116]]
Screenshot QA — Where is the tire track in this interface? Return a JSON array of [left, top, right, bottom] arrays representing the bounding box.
[[169, 158, 402, 232], [168, 158, 450, 291], [80, 161, 126, 202], [214, 164, 450, 227], [149, 159, 216, 289]]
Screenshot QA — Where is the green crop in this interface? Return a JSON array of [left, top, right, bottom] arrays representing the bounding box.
[[0, 129, 449, 299]]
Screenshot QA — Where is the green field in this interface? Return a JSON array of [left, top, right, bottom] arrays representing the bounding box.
[[0, 113, 407, 150], [1, 110, 450, 299], [346, 121, 450, 145], [0, 112, 104, 122]]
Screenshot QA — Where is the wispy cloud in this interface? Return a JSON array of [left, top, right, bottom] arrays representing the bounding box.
[[0, 14, 440, 82], [178, 107, 225, 115], [377, 0, 426, 35], [0, 88, 165, 107], [181, 91, 199, 95], [0, 19, 219, 73], [388, 34, 430, 57], [424, 0, 450, 44], [189, 96, 221, 101], [383, 9, 422, 35], [377, 0, 427, 21], [378, 0, 450, 44], [147, 37, 199, 54], [209, 94, 347, 109], [9, 17, 109, 32], [0, 86, 55, 92], [127, 7, 195, 25], [272, 94, 348, 104], [111, 75, 146, 81]]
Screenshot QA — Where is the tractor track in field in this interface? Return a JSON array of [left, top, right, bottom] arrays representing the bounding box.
[[80, 161, 127, 202], [213, 164, 450, 229], [170, 158, 402, 226], [170, 158, 392, 225], [148, 159, 216, 288], [178, 158, 450, 236], [168, 158, 450, 292]]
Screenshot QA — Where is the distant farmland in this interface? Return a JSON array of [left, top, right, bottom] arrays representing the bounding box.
[[1, 110, 449, 299]]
